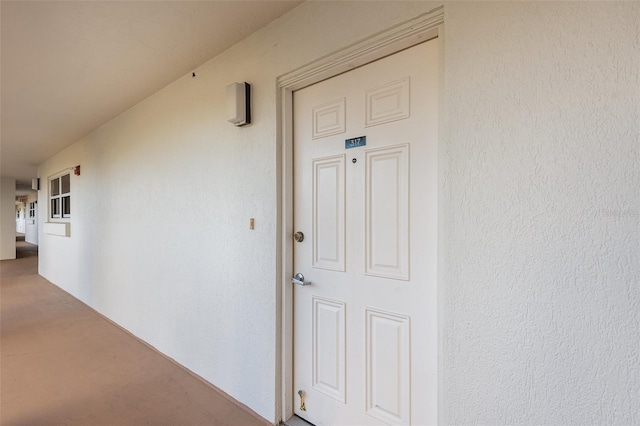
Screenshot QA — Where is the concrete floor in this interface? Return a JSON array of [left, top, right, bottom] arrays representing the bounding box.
[[1, 239, 269, 426]]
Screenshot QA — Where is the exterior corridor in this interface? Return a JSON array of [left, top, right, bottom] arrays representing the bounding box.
[[0, 240, 268, 426]]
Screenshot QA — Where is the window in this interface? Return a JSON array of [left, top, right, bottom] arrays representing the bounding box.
[[29, 202, 36, 218], [50, 173, 71, 219]]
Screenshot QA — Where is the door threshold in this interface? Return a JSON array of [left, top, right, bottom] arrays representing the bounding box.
[[282, 415, 315, 426]]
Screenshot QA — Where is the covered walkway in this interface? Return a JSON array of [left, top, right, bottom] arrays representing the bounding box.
[[0, 240, 267, 426]]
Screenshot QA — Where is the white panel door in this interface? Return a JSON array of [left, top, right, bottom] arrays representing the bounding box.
[[293, 39, 439, 426]]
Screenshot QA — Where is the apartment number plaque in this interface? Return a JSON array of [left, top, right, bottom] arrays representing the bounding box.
[[345, 136, 366, 149]]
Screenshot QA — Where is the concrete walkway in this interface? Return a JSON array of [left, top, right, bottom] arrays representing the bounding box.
[[1, 240, 269, 426]]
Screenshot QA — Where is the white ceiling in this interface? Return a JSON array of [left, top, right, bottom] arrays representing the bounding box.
[[1, 0, 302, 194]]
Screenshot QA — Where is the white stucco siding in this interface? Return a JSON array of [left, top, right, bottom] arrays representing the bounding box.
[[37, 1, 639, 423], [37, 2, 440, 422], [443, 2, 639, 424], [1, 178, 17, 260]]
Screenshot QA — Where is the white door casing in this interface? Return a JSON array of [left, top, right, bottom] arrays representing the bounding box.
[[291, 38, 439, 426]]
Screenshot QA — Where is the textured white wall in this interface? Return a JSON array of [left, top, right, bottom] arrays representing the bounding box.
[[443, 2, 639, 424], [36, 2, 439, 422], [36, 1, 640, 423], [0, 178, 17, 260]]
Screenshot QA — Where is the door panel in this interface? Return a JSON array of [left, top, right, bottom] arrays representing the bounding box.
[[312, 296, 346, 402], [365, 144, 409, 280], [293, 38, 439, 426], [365, 308, 411, 425], [313, 155, 346, 271]]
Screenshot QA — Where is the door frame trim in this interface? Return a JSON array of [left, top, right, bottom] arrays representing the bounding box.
[[276, 8, 444, 423]]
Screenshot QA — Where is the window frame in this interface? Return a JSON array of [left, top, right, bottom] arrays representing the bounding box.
[[29, 202, 36, 219], [49, 172, 71, 220]]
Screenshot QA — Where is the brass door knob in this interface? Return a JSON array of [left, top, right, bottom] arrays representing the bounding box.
[[294, 231, 304, 242]]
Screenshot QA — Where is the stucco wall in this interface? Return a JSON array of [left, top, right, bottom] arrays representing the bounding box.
[[36, 2, 440, 422], [442, 2, 639, 424], [37, 1, 639, 423], [0, 178, 16, 260]]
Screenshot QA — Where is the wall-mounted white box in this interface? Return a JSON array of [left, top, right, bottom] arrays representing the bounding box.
[[43, 222, 70, 237]]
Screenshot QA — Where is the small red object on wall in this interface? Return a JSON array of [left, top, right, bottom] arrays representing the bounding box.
[[74, 165, 81, 176]]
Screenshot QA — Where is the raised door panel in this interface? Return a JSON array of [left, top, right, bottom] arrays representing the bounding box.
[[366, 308, 411, 425], [365, 144, 410, 280], [365, 78, 410, 127], [313, 98, 346, 139], [312, 297, 346, 403], [312, 155, 346, 271]]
